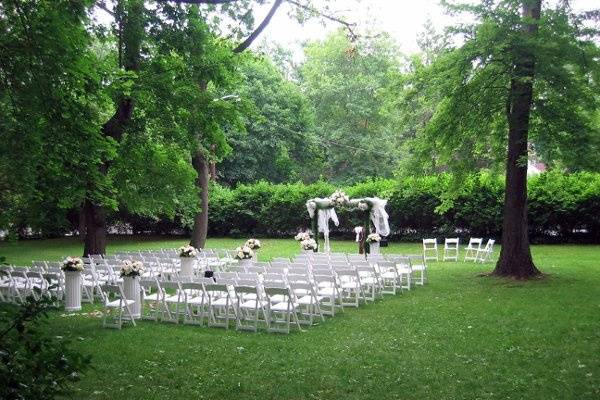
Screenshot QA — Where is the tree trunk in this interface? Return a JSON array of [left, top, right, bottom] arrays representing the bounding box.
[[190, 152, 210, 249], [493, 0, 542, 279], [80, 0, 143, 257], [82, 199, 107, 256]]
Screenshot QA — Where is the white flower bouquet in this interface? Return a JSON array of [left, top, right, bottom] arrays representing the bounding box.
[[61, 256, 84, 272], [366, 233, 382, 243], [329, 190, 349, 207], [179, 245, 198, 258], [234, 245, 254, 260], [120, 260, 145, 277], [294, 232, 311, 241], [245, 238, 261, 250], [357, 201, 370, 211], [301, 238, 318, 251]]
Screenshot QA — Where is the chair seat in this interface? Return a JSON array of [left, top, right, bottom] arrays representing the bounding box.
[[381, 272, 397, 279], [164, 295, 181, 303], [211, 297, 230, 307], [240, 299, 268, 309], [318, 287, 336, 296], [144, 293, 162, 301], [412, 265, 425, 271], [360, 277, 378, 284], [297, 295, 324, 304], [269, 294, 287, 303], [396, 267, 411, 273], [106, 299, 135, 308], [270, 301, 299, 311], [341, 282, 360, 289], [187, 296, 205, 305]]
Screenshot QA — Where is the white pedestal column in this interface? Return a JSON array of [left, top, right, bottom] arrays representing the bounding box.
[[239, 259, 252, 267], [370, 242, 380, 255], [123, 276, 141, 319], [180, 257, 195, 277], [64, 271, 82, 311]]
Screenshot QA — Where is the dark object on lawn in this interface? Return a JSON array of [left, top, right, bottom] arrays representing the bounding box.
[[380, 238, 389, 247]]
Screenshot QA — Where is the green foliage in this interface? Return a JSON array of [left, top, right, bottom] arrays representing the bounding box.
[[0, 0, 115, 237], [300, 30, 404, 183], [219, 56, 323, 185], [197, 172, 600, 242], [0, 295, 91, 400], [394, 1, 600, 175]]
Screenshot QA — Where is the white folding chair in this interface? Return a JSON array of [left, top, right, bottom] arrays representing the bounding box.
[[378, 261, 401, 295], [409, 254, 427, 285], [234, 284, 269, 332], [102, 284, 136, 329], [313, 273, 343, 316], [477, 239, 495, 263], [205, 283, 236, 329], [181, 281, 208, 325], [464, 238, 483, 262], [336, 269, 363, 308], [289, 281, 325, 325], [423, 238, 438, 261], [264, 284, 301, 334], [443, 238, 460, 261]]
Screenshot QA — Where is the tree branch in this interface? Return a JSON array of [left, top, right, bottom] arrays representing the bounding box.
[[285, 0, 358, 41], [233, 0, 283, 53]]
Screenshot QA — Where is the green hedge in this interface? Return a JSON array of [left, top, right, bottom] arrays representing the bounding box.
[[203, 172, 600, 243]]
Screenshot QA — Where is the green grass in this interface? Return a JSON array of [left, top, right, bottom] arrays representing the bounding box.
[[1, 237, 599, 399]]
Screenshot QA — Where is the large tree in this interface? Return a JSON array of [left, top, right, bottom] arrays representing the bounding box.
[[396, 0, 600, 278], [300, 30, 404, 183]]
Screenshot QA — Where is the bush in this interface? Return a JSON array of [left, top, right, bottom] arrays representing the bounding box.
[[105, 172, 600, 243], [0, 294, 91, 399]]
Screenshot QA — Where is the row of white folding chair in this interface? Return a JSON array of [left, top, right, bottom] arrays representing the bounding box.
[[0, 268, 64, 304], [424, 238, 495, 263], [464, 238, 495, 263], [137, 277, 313, 333], [424, 238, 461, 261]]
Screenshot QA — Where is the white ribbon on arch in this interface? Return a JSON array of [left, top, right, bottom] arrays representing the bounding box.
[[366, 197, 390, 237]]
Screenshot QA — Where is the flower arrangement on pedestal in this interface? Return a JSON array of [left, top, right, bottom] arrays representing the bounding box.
[[179, 245, 198, 258], [120, 260, 145, 277], [245, 238, 261, 250], [234, 245, 254, 260], [366, 233, 382, 243], [301, 238, 318, 252], [61, 257, 84, 272]]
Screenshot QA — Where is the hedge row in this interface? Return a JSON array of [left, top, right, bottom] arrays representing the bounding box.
[[189, 172, 600, 243]]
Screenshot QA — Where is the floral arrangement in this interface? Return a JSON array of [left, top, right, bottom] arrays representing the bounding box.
[[245, 238, 261, 250], [179, 245, 198, 258], [234, 245, 254, 260], [301, 238, 318, 251], [120, 260, 145, 278], [61, 257, 84, 272], [329, 190, 349, 207], [366, 233, 382, 243], [294, 231, 311, 241], [357, 201, 370, 211]]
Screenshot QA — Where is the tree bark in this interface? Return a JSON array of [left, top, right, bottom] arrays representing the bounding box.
[[81, 0, 143, 256], [190, 152, 210, 248], [82, 199, 108, 256], [493, 0, 542, 279]]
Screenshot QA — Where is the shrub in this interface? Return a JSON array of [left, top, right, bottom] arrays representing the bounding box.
[[0, 294, 91, 399], [107, 172, 600, 243]]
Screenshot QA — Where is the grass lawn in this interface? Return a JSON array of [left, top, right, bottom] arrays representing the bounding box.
[[1, 237, 599, 399]]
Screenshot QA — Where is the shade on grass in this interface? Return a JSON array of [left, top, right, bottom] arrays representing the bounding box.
[[1, 237, 599, 399]]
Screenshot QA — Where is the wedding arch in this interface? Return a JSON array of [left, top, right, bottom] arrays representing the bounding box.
[[305, 190, 390, 253]]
